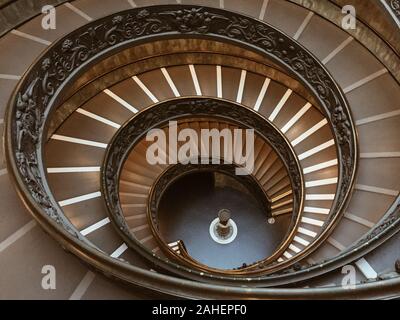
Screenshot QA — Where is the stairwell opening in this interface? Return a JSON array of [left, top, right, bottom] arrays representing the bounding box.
[[157, 171, 290, 270]]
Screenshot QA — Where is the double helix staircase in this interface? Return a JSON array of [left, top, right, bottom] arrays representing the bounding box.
[[0, 0, 399, 299]]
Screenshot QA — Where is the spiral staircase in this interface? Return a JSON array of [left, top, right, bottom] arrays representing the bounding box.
[[0, 0, 400, 299]]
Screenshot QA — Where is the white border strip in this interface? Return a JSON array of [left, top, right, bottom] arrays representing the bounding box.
[[80, 218, 110, 236], [161, 67, 180, 97], [59, 191, 101, 207], [0, 220, 37, 252], [65, 3, 93, 21], [281, 102, 312, 134], [298, 227, 317, 238], [306, 177, 338, 188], [293, 236, 310, 246], [122, 203, 147, 209], [126, 214, 147, 221], [355, 258, 377, 279], [0, 74, 21, 80], [306, 194, 335, 201], [254, 77, 271, 111], [298, 139, 335, 161], [289, 244, 301, 253], [355, 184, 398, 196], [47, 166, 100, 173], [236, 70, 247, 103], [216, 65, 223, 98], [291, 119, 328, 147], [51, 134, 107, 149], [343, 69, 388, 94], [11, 29, 51, 46], [76, 108, 121, 129], [322, 36, 353, 65], [127, 0, 137, 8], [132, 76, 159, 103], [269, 89, 292, 122], [140, 234, 154, 244], [120, 192, 147, 198], [259, 0, 269, 20], [356, 109, 400, 126], [0, 168, 7, 176], [103, 89, 138, 113], [303, 159, 338, 174], [344, 212, 375, 228], [304, 206, 330, 215], [327, 238, 345, 251], [110, 243, 128, 258], [189, 64, 202, 96], [293, 12, 313, 40], [131, 225, 149, 232], [120, 180, 151, 190], [69, 271, 95, 300], [283, 251, 293, 259], [360, 152, 400, 159], [301, 217, 324, 227]]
